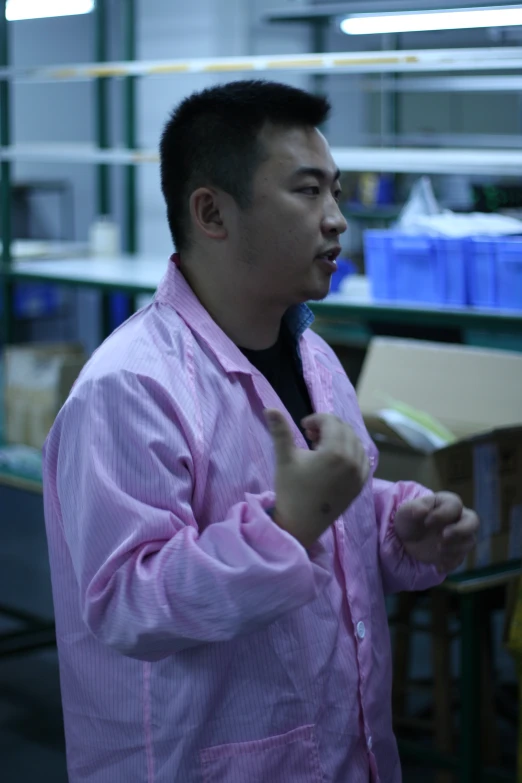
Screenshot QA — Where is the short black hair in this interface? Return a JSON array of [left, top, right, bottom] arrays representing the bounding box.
[[160, 80, 331, 252]]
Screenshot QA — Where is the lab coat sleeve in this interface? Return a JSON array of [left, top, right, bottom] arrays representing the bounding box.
[[373, 478, 445, 594], [48, 371, 331, 661]]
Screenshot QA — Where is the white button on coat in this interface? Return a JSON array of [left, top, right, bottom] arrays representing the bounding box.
[[367, 736, 373, 751], [357, 621, 366, 639]]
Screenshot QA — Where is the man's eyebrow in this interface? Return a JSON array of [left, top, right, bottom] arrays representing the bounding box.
[[292, 166, 341, 183]]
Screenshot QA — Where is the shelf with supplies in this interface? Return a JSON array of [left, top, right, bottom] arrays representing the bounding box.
[[7, 256, 522, 346], [2, 12, 522, 398]]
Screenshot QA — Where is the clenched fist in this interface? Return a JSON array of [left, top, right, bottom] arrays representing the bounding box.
[[394, 492, 479, 573]]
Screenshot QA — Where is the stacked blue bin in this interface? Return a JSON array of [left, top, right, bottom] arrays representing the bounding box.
[[0, 283, 62, 319], [467, 238, 498, 308], [364, 230, 522, 310], [497, 238, 522, 310]]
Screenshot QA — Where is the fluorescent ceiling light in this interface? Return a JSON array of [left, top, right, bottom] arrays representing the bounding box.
[[6, 0, 95, 21], [341, 6, 522, 35]]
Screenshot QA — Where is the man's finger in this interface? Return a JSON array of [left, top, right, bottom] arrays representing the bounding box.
[[302, 413, 347, 453], [264, 409, 295, 466], [425, 492, 464, 530], [400, 494, 436, 522], [394, 495, 436, 543], [441, 509, 480, 541]]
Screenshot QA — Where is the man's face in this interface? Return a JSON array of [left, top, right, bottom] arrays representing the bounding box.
[[229, 124, 348, 306]]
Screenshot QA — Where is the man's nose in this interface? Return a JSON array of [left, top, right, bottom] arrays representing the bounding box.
[[323, 200, 348, 236]]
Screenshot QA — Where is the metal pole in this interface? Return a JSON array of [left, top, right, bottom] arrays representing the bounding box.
[[311, 19, 328, 100], [0, 0, 12, 346], [124, 0, 137, 256], [459, 592, 482, 783], [95, 0, 110, 217], [94, 0, 112, 339]]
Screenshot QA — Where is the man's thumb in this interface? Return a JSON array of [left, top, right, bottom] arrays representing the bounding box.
[[264, 409, 294, 465]]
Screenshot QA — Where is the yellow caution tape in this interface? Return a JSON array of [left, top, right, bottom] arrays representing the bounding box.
[[49, 69, 81, 79], [203, 63, 255, 72], [147, 64, 190, 74], [85, 66, 129, 77], [332, 56, 418, 67], [267, 58, 324, 69]]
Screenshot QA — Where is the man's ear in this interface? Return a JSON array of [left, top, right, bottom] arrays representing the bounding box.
[[189, 187, 228, 241]]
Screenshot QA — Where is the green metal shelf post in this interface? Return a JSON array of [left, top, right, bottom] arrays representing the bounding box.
[[459, 592, 482, 783], [95, 0, 110, 218], [311, 19, 328, 101], [95, 0, 113, 339], [0, 0, 12, 345], [124, 0, 137, 257]]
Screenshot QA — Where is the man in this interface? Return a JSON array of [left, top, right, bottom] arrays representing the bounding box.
[[43, 80, 479, 783]]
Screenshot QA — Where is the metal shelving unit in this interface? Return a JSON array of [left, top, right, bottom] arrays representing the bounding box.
[[0, 0, 138, 345], [0, 40, 520, 341], [0, 6, 518, 343], [0, 15, 520, 342]]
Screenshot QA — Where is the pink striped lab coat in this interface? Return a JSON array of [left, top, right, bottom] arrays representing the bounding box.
[[43, 257, 442, 783]]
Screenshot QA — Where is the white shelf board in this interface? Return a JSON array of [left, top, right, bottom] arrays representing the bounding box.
[[0, 240, 88, 259], [11, 261, 522, 324], [362, 75, 522, 92], [333, 147, 522, 175], [2, 144, 522, 175], [0, 144, 156, 164], [365, 133, 522, 150], [12, 256, 169, 293], [0, 47, 521, 81]]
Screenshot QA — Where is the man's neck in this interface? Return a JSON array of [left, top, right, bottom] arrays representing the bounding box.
[[179, 256, 286, 351]]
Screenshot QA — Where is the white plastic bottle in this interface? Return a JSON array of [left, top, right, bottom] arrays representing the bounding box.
[[89, 215, 121, 257]]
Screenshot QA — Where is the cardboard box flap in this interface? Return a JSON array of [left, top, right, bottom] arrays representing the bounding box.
[[357, 338, 522, 440], [436, 424, 522, 454]]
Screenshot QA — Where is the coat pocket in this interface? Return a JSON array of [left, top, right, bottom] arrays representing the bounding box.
[[200, 724, 324, 783]]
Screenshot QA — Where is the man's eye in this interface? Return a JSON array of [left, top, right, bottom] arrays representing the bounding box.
[[300, 186, 320, 196], [334, 190, 342, 202]]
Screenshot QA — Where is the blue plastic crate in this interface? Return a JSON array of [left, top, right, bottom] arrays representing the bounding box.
[[496, 237, 522, 311], [467, 238, 497, 308], [109, 292, 132, 330], [364, 230, 393, 300], [329, 258, 356, 294], [13, 283, 61, 318], [434, 237, 468, 306], [390, 234, 445, 305], [365, 230, 449, 305]]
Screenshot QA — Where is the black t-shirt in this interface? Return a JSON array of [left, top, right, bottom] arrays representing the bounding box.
[[240, 323, 313, 448]]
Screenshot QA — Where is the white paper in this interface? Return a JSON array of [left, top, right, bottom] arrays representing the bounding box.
[[396, 176, 522, 237], [377, 408, 448, 453]]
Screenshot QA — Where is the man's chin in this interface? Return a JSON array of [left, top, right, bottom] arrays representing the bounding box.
[[306, 283, 331, 302], [291, 280, 332, 305]]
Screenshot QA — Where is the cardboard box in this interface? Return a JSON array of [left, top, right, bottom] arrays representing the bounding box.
[[356, 338, 522, 570], [3, 343, 86, 450]]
